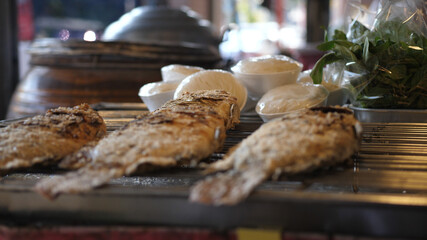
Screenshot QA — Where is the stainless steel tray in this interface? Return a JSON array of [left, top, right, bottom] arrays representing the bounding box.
[[350, 105, 427, 123], [1, 103, 427, 239]]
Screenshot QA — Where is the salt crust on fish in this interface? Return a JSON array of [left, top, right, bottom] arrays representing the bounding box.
[[35, 90, 240, 199], [190, 106, 362, 205], [0, 104, 106, 170]]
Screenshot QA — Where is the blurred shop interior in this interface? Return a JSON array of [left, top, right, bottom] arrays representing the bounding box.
[[0, 0, 375, 119]]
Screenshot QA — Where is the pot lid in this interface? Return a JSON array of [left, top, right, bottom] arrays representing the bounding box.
[[28, 38, 221, 69], [101, 6, 220, 48]]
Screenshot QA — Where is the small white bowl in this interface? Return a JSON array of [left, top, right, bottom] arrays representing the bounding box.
[[255, 83, 329, 122], [231, 55, 303, 100], [161, 64, 204, 83], [257, 98, 327, 122], [297, 69, 349, 106], [138, 81, 179, 111], [174, 70, 248, 111]]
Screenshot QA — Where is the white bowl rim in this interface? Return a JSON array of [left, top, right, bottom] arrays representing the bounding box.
[[255, 84, 329, 118], [138, 82, 178, 97], [138, 89, 175, 97], [256, 97, 328, 116], [231, 55, 303, 76]]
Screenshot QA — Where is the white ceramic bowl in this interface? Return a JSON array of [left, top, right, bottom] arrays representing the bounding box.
[[161, 64, 204, 83], [231, 55, 303, 100], [138, 81, 179, 111], [255, 83, 329, 122], [257, 98, 328, 122], [174, 70, 248, 111], [298, 69, 349, 106]]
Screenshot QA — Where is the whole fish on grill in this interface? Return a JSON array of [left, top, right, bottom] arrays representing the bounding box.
[[190, 106, 362, 205], [36, 90, 240, 199], [0, 104, 106, 170]]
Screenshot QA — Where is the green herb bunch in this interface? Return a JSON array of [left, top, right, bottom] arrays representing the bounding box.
[[310, 21, 427, 109]]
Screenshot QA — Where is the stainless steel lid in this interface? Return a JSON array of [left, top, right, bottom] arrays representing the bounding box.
[[102, 6, 220, 48]]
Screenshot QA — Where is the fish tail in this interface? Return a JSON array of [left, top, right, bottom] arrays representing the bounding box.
[[35, 165, 122, 200], [189, 168, 267, 205]]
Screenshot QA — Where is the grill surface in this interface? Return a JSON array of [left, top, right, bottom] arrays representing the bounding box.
[[1, 103, 427, 239]]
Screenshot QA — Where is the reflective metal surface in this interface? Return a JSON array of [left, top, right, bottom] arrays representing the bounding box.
[[1, 103, 427, 239], [350, 105, 427, 123], [102, 6, 220, 48]]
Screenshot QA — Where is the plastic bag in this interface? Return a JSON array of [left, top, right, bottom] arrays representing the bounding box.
[[310, 0, 427, 109]]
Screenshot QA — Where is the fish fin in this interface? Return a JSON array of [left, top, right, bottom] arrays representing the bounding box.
[[35, 164, 121, 200], [36, 157, 177, 200], [58, 142, 97, 169], [189, 168, 268, 205], [202, 143, 242, 174], [202, 157, 235, 174]]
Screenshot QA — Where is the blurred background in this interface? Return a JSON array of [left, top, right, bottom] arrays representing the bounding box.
[[0, 0, 373, 119]]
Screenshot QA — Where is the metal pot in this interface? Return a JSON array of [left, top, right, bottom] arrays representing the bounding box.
[[102, 6, 221, 48], [7, 38, 221, 118]]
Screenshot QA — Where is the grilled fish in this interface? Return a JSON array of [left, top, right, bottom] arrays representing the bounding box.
[[36, 90, 240, 199], [190, 106, 362, 205], [0, 104, 106, 170]]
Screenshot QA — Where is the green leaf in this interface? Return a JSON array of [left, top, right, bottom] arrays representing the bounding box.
[[350, 44, 363, 57], [348, 20, 370, 43], [388, 65, 407, 80], [371, 39, 391, 55], [317, 41, 335, 51], [335, 39, 356, 48], [310, 53, 341, 84], [316, 39, 354, 52], [334, 44, 358, 62], [312, 20, 427, 109], [409, 69, 424, 92], [332, 29, 347, 40], [412, 66, 427, 90], [324, 28, 329, 42], [362, 37, 370, 65]]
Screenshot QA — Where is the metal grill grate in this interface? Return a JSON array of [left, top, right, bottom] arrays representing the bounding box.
[[94, 104, 427, 195], [1, 103, 427, 238]]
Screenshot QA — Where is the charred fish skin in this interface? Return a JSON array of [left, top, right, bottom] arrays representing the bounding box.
[[0, 104, 106, 170], [35, 90, 240, 199], [190, 106, 362, 206], [60, 90, 240, 170]]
